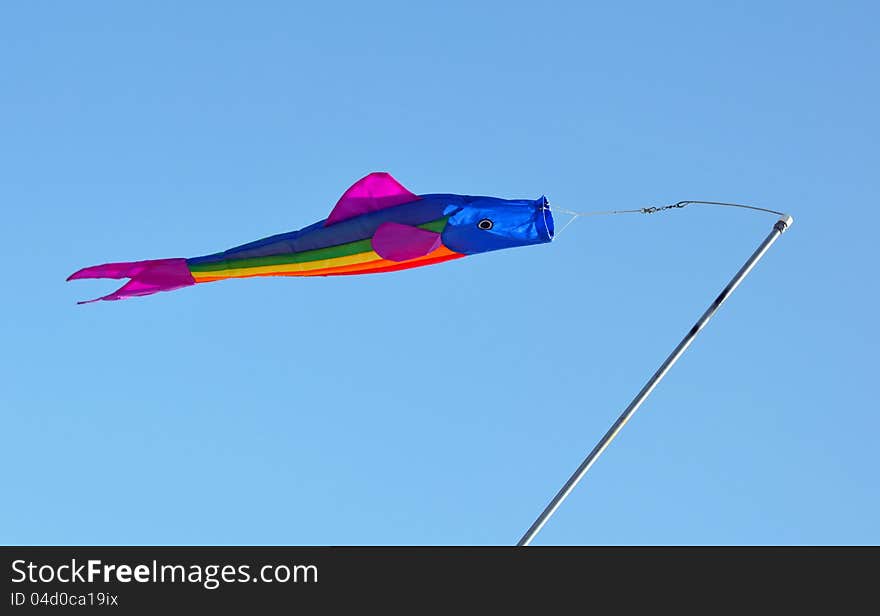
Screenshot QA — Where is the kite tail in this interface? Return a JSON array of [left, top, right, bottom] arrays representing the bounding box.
[[67, 258, 195, 304]]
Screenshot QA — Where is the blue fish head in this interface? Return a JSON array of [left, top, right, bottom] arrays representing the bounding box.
[[440, 196, 554, 255]]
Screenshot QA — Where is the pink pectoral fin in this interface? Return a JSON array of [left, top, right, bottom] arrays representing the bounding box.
[[325, 172, 420, 226], [371, 222, 442, 262]]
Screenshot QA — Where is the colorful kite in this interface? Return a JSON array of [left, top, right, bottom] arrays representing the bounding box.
[[67, 173, 554, 303], [66, 170, 795, 547]]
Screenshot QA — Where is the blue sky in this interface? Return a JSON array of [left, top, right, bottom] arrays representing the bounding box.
[[2, 1, 877, 545]]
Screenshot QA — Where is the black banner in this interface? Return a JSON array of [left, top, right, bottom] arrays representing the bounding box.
[[1, 547, 873, 611]]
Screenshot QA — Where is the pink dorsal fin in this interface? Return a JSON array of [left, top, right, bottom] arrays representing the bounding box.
[[325, 172, 420, 226]]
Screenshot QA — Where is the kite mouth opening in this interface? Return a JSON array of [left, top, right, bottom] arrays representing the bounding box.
[[538, 198, 554, 241]]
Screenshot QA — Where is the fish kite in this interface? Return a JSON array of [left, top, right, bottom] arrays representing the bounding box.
[[68, 173, 555, 303]]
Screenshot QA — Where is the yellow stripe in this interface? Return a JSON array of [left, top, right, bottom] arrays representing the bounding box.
[[190, 250, 382, 281], [193, 245, 462, 282]]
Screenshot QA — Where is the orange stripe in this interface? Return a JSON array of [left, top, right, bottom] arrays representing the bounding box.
[[322, 251, 463, 276], [305, 245, 459, 276]]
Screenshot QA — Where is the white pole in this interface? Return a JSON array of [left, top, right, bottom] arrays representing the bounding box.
[[517, 215, 794, 546]]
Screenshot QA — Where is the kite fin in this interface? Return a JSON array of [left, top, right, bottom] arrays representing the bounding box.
[[325, 172, 420, 226], [67, 258, 195, 304], [371, 222, 442, 262]]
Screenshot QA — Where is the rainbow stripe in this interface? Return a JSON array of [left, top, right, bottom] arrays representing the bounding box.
[[187, 217, 462, 283]]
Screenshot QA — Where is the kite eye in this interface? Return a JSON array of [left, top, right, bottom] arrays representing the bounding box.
[[477, 219, 494, 230]]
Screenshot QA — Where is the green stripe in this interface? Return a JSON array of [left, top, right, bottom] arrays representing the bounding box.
[[189, 217, 449, 273]]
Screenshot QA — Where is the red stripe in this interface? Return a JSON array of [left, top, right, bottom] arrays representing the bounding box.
[[320, 252, 464, 276]]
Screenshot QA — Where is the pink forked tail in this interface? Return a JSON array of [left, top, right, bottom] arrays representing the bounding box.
[[67, 258, 195, 304]]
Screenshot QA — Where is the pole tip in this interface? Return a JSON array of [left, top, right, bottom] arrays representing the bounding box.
[[777, 214, 794, 232]]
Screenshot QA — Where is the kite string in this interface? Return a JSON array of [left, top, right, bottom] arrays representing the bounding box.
[[551, 200, 786, 238], [551, 206, 645, 237]]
